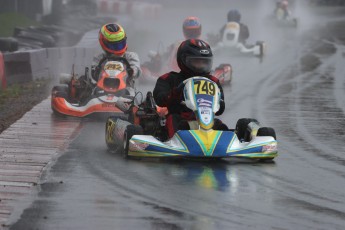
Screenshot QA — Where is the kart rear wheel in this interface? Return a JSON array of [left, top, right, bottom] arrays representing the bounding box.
[[105, 116, 118, 151], [235, 118, 259, 142], [255, 41, 265, 58], [123, 124, 143, 159], [257, 127, 277, 140]]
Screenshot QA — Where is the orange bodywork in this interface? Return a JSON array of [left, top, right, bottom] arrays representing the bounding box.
[[52, 97, 123, 117], [97, 71, 127, 93]]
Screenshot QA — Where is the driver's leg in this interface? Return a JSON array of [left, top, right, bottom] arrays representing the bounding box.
[[166, 114, 182, 138]]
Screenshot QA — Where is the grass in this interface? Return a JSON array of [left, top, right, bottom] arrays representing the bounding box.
[[0, 84, 20, 104], [0, 12, 39, 37], [0, 80, 48, 106]]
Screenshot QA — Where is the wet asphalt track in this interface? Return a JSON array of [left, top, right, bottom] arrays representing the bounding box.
[[10, 2, 345, 230]]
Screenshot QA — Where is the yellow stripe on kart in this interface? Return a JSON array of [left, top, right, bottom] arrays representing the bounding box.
[[189, 130, 222, 156]]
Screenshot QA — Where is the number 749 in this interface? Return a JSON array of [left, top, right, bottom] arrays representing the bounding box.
[[194, 80, 216, 96]]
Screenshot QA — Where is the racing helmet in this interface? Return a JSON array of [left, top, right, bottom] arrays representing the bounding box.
[[183, 16, 202, 39], [99, 23, 127, 56], [227, 9, 241, 23], [280, 0, 288, 9], [177, 39, 213, 76]]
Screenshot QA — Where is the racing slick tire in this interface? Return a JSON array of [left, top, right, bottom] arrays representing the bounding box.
[[235, 118, 259, 142], [105, 116, 118, 151], [256, 41, 266, 58], [257, 127, 277, 140], [123, 124, 143, 159]]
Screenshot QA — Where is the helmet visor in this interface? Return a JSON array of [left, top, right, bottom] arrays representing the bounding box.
[[102, 37, 127, 52], [185, 56, 212, 75]]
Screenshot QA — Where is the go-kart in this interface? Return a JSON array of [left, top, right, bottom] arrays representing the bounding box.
[[141, 48, 233, 85], [105, 76, 278, 160], [266, 9, 298, 28], [51, 57, 135, 117], [209, 22, 266, 58]]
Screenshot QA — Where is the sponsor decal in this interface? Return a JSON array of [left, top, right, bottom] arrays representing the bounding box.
[[262, 144, 277, 152], [197, 98, 212, 107], [200, 107, 212, 122], [129, 142, 149, 151], [200, 49, 210, 54], [104, 62, 124, 71], [107, 95, 114, 100], [201, 109, 210, 115], [226, 22, 239, 29], [102, 103, 117, 108]]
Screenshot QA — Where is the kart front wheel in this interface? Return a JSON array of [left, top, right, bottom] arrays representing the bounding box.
[[123, 125, 143, 158], [105, 116, 118, 151], [235, 118, 259, 142], [257, 127, 277, 140]]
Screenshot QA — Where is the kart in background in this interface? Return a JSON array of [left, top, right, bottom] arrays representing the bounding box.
[[265, 9, 299, 28], [51, 57, 135, 118], [208, 22, 266, 58]]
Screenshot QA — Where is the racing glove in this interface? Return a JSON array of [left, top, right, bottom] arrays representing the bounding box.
[[91, 65, 100, 83], [215, 99, 225, 116], [116, 97, 133, 112]]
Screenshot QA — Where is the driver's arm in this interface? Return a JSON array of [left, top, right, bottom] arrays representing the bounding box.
[[153, 74, 171, 107], [124, 52, 142, 79], [240, 24, 250, 42], [153, 73, 182, 108], [91, 53, 106, 82]]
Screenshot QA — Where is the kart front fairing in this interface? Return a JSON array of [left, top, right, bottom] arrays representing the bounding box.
[[127, 129, 277, 159], [52, 87, 134, 117]]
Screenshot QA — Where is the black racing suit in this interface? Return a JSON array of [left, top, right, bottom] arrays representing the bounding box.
[[153, 71, 227, 138], [220, 22, 250, 45]]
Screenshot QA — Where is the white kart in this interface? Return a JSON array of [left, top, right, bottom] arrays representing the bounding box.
[[213, 22, 266, 58]]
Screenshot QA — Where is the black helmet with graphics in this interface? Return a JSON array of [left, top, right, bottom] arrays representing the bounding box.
[[176, 39, 213, 76]]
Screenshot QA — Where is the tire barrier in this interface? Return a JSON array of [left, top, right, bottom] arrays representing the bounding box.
[[97, 0, 162, 19], [0, 47, 94, 90], [2, 52, 32, 86], [0, 37, 18, 52]]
